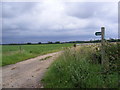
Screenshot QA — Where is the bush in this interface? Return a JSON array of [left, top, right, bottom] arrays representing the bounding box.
[[104, 42, 119, 72], [55, 41, 60, 44]]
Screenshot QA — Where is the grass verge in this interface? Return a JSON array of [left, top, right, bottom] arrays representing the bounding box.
[[42, 43, 119, 88]]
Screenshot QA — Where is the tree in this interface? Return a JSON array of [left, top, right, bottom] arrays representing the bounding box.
[[38, 42, 41, 44], [55, 41, 60, 44], [27, 42, 31, 45], [48, 41, 53, 44]]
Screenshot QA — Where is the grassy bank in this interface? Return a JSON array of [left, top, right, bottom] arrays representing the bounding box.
[[2, 44, 73, 66], [42, 42, 119, 88]]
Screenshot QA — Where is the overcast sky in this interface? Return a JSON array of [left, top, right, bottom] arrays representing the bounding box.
[[2, 1, 118, 44]]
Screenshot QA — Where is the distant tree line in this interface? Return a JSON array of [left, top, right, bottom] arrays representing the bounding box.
[[2, 38, 120, 45], [68, 39, 120, 43]]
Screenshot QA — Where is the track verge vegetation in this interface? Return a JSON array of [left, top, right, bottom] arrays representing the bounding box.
[[42, 42, 119, 88]]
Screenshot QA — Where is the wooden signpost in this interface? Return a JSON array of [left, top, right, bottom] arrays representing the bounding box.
[[101, 27, 105, 66], [95, 27, 105, 68]]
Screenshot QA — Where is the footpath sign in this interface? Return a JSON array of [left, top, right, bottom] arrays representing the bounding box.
[[95, 32, 101, 36], [95, 27, 107, 70]]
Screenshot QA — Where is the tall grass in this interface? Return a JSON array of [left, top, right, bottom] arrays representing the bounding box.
[[2, 44, 73, 66], [42, 43, 119, 88]]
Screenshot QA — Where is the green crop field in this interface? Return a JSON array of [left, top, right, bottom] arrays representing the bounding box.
[[2, 44, 73, 66]]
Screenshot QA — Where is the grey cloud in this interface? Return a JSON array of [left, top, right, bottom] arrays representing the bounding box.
[[3, 35, 94, 44], [65, 2, 118, 24], [2, 2, 118, 44], [2, 2, 37, 18], [65, 2, 98, 19]]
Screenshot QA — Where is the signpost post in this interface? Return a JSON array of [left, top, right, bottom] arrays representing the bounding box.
[[101, 27, 105, 68], [95, 27, 105, 69]]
